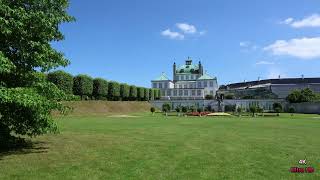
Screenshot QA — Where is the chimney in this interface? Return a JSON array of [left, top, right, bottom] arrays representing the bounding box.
[[198, 61, 203, 75]]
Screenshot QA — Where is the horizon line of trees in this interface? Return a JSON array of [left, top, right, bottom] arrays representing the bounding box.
[[47, 70, 161, 101]]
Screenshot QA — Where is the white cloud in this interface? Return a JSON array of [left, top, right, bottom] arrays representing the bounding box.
[[281, 14, 320, 28], [161, 29, 184, 40], [199, 30, 206, 36], [264, 37, 320, 59], [176, 23, 197, 34], [240, 41, 250, 47], [256, 61, 275, 65]]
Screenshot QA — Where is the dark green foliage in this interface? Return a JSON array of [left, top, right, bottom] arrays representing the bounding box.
[[197, 108, 202, 113], [92, 78, 108, 100], [137, 87, 145, 101], [149, 89, 155, 100], [225, 94, 235, 99], [175, 105, 181, 113], [129, 85, 137, 100], [286, 88, 320, 103], [0, 1, 74, 142], [144, 88, 150, 101], [225, 105, 236, 112], [108, 81, 120, 101], [73, 75, 93, 100], [205, 94, 214, 100], [47, 70, 73, 94], [288, 107, 295, 115], [273, 103, 283, 116], [257, 106, 264, 114], [236, 106, 243, 116], [120, 83, 130, 100], [162, 103, 171, 115], [150, 107, 155, 114], [181, 106, 188, 113], [189, 105, 197, 112], [205, 105, 213, 112], [249, 105, 258, 117]]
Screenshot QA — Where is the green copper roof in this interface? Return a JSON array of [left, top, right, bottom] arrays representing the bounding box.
[[176, 64, 199, 74], [153, 73, 170, 81], [198, 73, 215, 80]]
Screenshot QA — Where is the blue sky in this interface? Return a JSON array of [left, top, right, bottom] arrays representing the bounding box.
[[53, 0, 320, 87]]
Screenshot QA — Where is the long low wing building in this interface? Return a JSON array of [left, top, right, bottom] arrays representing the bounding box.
[[219, 77, 320, 99]]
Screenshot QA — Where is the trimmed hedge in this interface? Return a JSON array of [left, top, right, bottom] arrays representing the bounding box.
[[120, 83, 130, 100], [108, 81, 120, 101], [93, 78, 108, 100], [144, 88, 149, 101], [129, 85, 138, 100], [47, 70, 73, 94], [73, 74, 93, 100], [137, 87, 145, 101]]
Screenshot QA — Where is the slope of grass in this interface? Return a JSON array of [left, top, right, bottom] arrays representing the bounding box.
[[59, 101, 152, 116], [1, 114, 320, 179]]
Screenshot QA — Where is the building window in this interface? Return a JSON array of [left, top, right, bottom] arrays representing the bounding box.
[[173, 90, 177, 96], [210, 81, 214, 87], [179, 90, 183, 96], [167, 90, 171, 96], [184, 90, 188, 96], [186, 75, 189, 80], [192, 90, 196, 96], [191, 75, 194, 80], [159, 83, 163, 89], [164, 83, 168, 89], [210, 90, 214, 95], [197, 82, 202, 88], [184, 84, 187, 88], [153, 83, 157, 88], [179, 84, 182, 88], [181, 76, 184, 80], [161, 90, 165, 96], [197, 90, 202, 96], [204, 81, 208, 87]]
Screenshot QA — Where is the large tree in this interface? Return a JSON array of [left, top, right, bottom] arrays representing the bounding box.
[[0, 0, 74, 144]]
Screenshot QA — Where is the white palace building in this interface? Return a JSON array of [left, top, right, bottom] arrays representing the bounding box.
[[151, 58, 219, 100]]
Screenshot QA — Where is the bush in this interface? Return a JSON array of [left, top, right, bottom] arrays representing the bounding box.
[[205, 94, 214, 100], [150, 107, 155, 115], [288, 107, 295, 115], [120, 83, 130, 100], [225, 105, 236, 112], [47, 70, 73, 94], [273, 102, 283, 116], [73, 74, 93, 100], [137, 87, 145, 101], [162, 103, 171, 116], [129, 85, 137, 100], [249, 105, 258, 117], [92, 78, 108, 100], [286, 88, 320, 103], [108, 81, 120, 101], [144, 88, 150, 101], [225, 94, 235, 99], [181, 106, 188, 113]]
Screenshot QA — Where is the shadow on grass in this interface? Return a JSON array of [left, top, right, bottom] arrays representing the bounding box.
[[0, 139, 49, 160]]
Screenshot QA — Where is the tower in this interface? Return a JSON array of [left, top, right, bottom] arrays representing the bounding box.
[[198, 61, 203, 75], [173, 62, 176, 81]]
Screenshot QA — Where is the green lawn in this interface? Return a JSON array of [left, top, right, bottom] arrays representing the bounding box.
[[1, 113, 320, 179]]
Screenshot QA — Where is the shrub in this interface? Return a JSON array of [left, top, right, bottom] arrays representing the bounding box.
[[129, 85, 137, 100], [92, 78, 108, 100], [225, 105, 236, 112], [205, 105, 213, 112], [144, 88, 150, 101], [197, 108, 202, 113], [73, 74, 93, 100], [236, 106, 242, 116], [120, 83, 130, 100], [249, 105, 258, 117], [225, 94, 235, 99], [205, 94, 214, 100], [286, 88, 320, 103], [273, 102, 283, 116], [108, 81, 120, 101], [181, 106, 188, 113], [288, 107, 295, 116], [150, 107, 155, 115], [137, 87, 145, 101], [149, 89, 155, 100], [162, 103, 171, 116], [47, 70, 73, 94]]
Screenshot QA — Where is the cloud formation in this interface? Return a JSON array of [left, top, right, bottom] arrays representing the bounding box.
[[281, 14, 320, 28], [264, 37, 320, 59], [256, 61, 275, 65], [161, 29, 184, 40], [176, 23, 197, 34]]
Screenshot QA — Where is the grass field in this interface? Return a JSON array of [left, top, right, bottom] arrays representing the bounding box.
[[1, 113, 320, 179]]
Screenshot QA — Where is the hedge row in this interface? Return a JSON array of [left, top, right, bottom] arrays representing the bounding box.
[[47, 70, 160, 101]]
